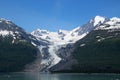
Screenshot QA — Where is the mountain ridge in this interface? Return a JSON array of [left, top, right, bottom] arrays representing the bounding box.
[[31, 16, 120, 45]]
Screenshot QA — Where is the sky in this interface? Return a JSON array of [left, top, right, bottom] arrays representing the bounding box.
[[0, 0, 120, 32]]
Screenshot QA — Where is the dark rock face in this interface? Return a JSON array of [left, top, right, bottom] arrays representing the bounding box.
[[71, 29, 120, 73]]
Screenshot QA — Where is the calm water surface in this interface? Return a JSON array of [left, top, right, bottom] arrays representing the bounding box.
[[0, 73, 120, 80]]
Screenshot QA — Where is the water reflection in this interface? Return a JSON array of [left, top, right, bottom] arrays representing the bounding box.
[[24, 73, 120, 80], [24, 72, 60, 80], [0, 73, 120, 80]]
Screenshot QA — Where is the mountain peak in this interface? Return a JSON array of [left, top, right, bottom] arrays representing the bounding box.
[[0, 18, 11, 23], [94, 16, 120, 30], [32, 29, 49, 36], [58, 29, 69, 34], [110, 17, 120, 22], [93, 16, 106, 26]]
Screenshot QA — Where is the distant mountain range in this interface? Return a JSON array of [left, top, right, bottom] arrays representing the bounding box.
[[31, 16, 120, 44], [0, 16, 120, 73], [31, 16, 106, 45]]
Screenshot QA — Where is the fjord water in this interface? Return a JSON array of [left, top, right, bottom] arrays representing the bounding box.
[[0, 73, 120, 80]]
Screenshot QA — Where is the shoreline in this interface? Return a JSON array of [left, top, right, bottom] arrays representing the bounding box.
[[0, 71, 120, 75]]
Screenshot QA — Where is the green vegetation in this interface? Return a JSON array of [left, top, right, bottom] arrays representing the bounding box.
[[72, 30, 120, 73], [0, 36, 38, 72]]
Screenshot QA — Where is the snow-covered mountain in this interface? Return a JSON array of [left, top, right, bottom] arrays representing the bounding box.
[[31, 28, 87, 45], [0, 18, 52, 72], [0, 18, 24, 37], [31, 16, 120, 71], [31, 16, 107, 45], [49, 16, 120, 72], [95, 17, 120, 30], [0, 18, 49, 46], [1, 15, 120, 72]]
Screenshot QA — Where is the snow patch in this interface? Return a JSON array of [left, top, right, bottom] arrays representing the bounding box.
[[31, 42, 37, 46], [12, 39, 15, 43], [94, 16, 105, 26], [110, 17, 120, 22], [97, 38, 105, 42], [0, 30, 9, 36], [15, 31, 19, 34], [0, 30, 14, 37], [95, 16, 120, 30], [96, 36, 101, 38], [80, 44, 86, 47]]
